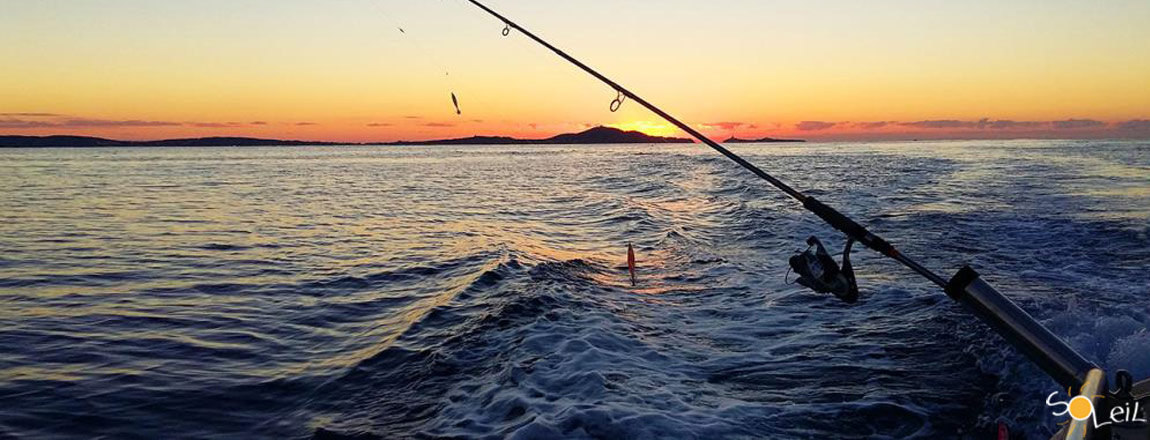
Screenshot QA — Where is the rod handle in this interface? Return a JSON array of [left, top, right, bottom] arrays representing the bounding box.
[[947, 266, 1097, 388]]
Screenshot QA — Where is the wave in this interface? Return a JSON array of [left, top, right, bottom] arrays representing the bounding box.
[[5, 141, 1148, 439]]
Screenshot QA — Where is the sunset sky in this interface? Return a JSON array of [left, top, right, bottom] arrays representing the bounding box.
[[2, 0, 1149, 142]]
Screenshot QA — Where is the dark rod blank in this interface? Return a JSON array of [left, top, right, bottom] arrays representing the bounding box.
[[457, 0, 1100, 391], [462, 0, 947, 287]]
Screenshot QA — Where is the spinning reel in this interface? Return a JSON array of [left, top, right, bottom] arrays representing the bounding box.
[[788, 236, 859, 303]]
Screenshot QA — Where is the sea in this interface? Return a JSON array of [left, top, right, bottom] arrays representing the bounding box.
[[1, 140, 1148, 439]]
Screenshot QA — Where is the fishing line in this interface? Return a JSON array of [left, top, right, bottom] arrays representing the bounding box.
[[374, 0, 465, 116]]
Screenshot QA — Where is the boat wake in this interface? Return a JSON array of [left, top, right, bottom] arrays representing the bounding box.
[[1, 141, 1147, 439]]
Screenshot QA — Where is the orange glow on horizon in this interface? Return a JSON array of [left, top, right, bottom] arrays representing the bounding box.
[[1, 1, 1148, 142], [608, 121, 680, 138], [2, 114, 1149, 143]]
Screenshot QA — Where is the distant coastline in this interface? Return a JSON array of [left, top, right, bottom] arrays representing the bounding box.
[[0, 135, 340, 148], [0, 126, 770, 148], [724, 136, 805, 143], [388, 127, 694, 145]]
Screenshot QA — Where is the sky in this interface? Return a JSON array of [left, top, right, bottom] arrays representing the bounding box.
[[2, 0, 1149, 142]]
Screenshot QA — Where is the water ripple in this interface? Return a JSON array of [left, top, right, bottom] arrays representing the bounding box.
[[0, 141, 1147, 439]]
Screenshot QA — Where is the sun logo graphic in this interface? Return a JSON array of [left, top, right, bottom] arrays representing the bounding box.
[[1047, 386, 1145, 437]]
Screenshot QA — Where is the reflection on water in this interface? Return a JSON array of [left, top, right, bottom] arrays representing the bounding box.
[[0, 140, 1148, 439]]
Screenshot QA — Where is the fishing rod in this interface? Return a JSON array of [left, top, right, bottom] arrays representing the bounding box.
[[464, 0, 939, 287], [459, 0, 1111, 397]]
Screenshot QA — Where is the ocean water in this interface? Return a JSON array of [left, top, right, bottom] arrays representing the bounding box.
[[0, 140, 1148, 439]]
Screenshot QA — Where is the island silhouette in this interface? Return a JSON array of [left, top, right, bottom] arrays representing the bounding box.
[[0, 135, 338, 148], [724, 136, 805, 143], [0, 126, 804, 147], [389, 126, 692, 145]]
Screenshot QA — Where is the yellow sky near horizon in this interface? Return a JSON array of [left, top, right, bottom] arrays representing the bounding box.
[[2, 0, 1149, 141]]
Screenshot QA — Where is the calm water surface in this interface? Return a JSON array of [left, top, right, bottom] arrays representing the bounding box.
[[1, 141, 1149, 439]]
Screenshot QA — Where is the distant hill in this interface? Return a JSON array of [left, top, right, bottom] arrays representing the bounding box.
[[537, 126, 691, 144], [386, 135, 521, 146], [0, 127, 693, 148], [0, 135, 336, 148], [0, 135, 127, 147], [389, 126, 693, 145], [724, 136, 805, 143], [138, 137, 338, 147]]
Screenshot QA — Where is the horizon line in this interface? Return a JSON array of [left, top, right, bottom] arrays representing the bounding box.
[[5, 132, 1150, 146]]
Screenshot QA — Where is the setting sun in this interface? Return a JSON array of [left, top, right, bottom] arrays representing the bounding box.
[[608, 121, 681, 138]]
